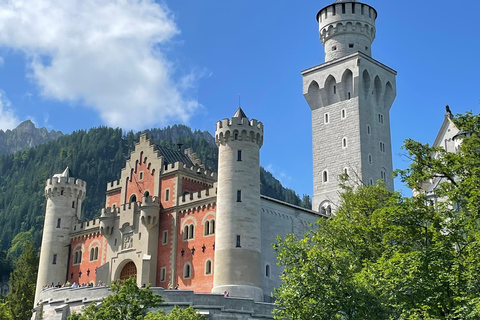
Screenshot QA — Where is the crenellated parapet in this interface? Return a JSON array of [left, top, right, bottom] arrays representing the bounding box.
[[215, 112, 264, 148], [72, 218, 100, 233], [317, 1, 377, 61], [106, 179, 121, 192], [179, 183, 217, 206], [45, 176, 87, 200]]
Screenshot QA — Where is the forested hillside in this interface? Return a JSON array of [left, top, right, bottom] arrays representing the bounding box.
[[0, 125, 309, 250]]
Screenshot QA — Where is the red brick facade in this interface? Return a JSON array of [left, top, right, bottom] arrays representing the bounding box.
[[68, 233, 105, 285], [69, 141, 217, 293]]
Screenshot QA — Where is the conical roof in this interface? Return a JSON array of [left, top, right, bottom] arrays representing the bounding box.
[[233, 107, 248, 119]]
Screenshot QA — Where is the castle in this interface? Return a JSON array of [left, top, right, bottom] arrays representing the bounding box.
[[34, 0, 397, 318]]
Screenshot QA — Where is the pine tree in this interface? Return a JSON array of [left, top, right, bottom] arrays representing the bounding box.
[[7, 241, 39, 320]]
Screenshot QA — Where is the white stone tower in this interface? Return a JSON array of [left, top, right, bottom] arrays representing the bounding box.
[[212, 108, 264, 301], [302, 0, 396, 212], [35, 168, 86, 303]]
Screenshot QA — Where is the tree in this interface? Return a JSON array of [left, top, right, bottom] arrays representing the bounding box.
[[69, 278, 205, 320], [144, 305, 206, 320], [7, 241, 39, 320], [68, 277, 163, 320], [274, 112, 480, 319]]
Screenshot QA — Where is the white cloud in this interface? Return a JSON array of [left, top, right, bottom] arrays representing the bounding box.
[[0, 0, 200, 130], [0, 91, 19, 130]]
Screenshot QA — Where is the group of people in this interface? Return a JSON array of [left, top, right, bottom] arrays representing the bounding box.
[[42, 280, 105, 290]]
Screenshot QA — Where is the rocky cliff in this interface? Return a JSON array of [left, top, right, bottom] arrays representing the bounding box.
[[0, 120, 63, 156]]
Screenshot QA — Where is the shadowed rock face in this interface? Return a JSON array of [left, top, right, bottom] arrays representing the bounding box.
[[0, 120, 63, 156]]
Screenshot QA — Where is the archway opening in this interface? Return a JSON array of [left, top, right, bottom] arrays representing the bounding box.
[[119, 261, 137, 281]]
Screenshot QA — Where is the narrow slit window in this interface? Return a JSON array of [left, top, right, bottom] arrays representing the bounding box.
[[333, 5, 336, 15], [162, 230, 168, 244], [333, 85, 336, 94], [237, 190, 242, 202], [72, 201, 75, 208], [165, 189, 170, 202], [342, 3, 345, 13], [325, 113, 329, 124], [236, 235, 241, 247], [237, 150, 242, 161], [57, 218, 61, 228], [53, 254, 57, 265], [160, 267, 166, 282]]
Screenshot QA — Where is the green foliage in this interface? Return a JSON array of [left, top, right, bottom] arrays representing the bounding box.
[[7, 228, 34, 260], [0, 125, 307, 251], [0, 301, 13, 320], [144, 305, 206, 320], [7, 241, 39, 320], [68, 277, 163, 320], [274, 112, 480, 319]]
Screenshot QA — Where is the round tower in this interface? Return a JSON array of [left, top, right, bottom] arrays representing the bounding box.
[[35, 168, 86, 304], [212, 108, 264, 301], [317, 0, 377, 62]]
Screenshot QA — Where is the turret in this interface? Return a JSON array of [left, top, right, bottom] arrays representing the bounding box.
[[212, 108, 264, 301], [317, 0, 377, 62], [35, 168, 86, 304]]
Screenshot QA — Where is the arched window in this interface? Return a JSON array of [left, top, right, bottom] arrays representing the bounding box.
[[94, 247, 99, 260], [183, 225, 189, 240], [342, 137, 347, 148], [204, 219, 215, 236], [74, 250, 82, 265], [205, 260, 212, 275], [189, 225, 194, 239], [184, 263, 191, 279], [130, 194, 137, 203], [204, 221, 210, 236], [143, 191, 149, 198], [90, 248, 95, 261]]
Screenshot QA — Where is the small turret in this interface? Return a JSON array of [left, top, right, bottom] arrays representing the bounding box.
[[317, 0, 377, 62], [212, 108, 264, 301], [35, 168, 87, 304]]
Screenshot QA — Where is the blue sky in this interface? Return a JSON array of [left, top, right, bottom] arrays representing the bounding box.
[[0, 0, 478, 198]]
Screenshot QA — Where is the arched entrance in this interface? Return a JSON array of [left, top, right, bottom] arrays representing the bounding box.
[[119, 261, 137, 280]]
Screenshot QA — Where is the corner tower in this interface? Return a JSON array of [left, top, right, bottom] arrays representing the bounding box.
[[302, 0, 396, 212], [212, 108, 264, 301], [35, 168, 86, 304]]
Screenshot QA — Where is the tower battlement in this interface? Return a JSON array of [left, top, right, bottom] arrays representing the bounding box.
[[45, 177, 87, 199], [317, 1, 377, 62], [215, 108, 263, 147]]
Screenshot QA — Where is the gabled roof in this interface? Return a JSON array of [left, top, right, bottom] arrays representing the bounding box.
[[155, 145, 194, 167], [433, 112, 459, 150]]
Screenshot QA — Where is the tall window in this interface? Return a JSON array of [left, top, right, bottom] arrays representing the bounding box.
[[184, 263, 191, 279], [52, 254, 57, 265], [204, 219, 215, 236], [205, 260, 212, 275], [165, 189, 170, 202], [56, 218, 61, 228], [160, 267, 166, 282], [237, 150, 242, 161], [237, 190, 242, 202], [162, 230, 168, 244], [183, 224, 194, 240], [266, 264, 270, 277], [323, 170, 328, 183], [236, 235, 241, 248], [324, 113, 329, 124]]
